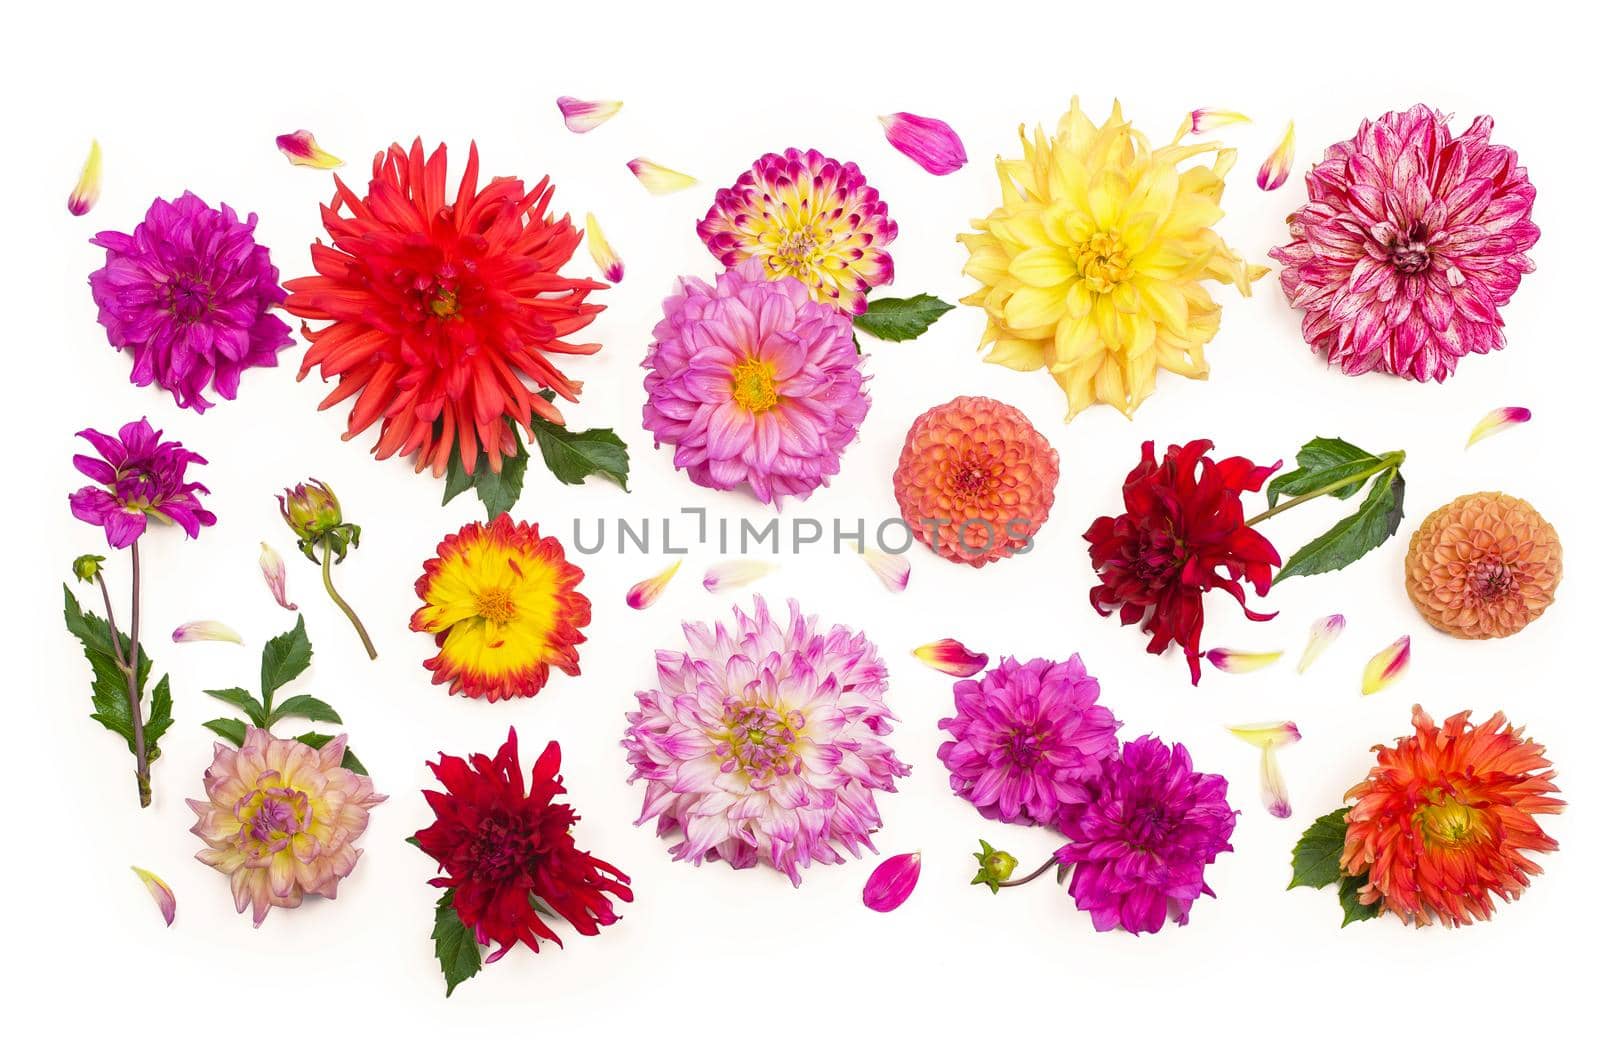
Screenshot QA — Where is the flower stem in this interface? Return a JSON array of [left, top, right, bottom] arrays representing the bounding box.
[[322, 544, 377, 660], [1244, 452, 1404, 528], [995, 856, 1060, 889], [127, 542, 150, 808]]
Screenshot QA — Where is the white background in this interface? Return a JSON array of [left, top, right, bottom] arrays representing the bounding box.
[[8, 1, 1595, 1057]]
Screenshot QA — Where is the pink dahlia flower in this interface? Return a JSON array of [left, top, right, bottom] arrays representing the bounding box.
[[1270, 105, 1538, 382], [697, 148, 897, 314], [938, 655, 1120, 825], [623, 596, 910, 885], [89, 192, 294, 411], [188, 728, 385, 926], [641, 259, 868, 507]]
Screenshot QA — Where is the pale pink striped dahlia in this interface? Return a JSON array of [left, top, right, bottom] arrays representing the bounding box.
[[623, 596, 910, 885], [1271, 105, 1538, 382]]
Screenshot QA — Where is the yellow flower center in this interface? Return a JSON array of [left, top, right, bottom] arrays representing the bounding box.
[[1417, 793, 1486, 848], [714, 701, 805, 787], [773, 226, 823, 275], [473, 586, 518, 624], [731, 358, 779, 414], [1077, 232, 1131, 293], [429, 286, 460, 318]]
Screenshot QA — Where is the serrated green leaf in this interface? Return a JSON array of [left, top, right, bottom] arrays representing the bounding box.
[[1289, 808, 1350, 890], [201, 718, 249, 746], [293, 732, 367, 775], [145, 674, 174, 754], [270, 694, 341, 727], [432, 890, 483, 998], [468, 429, 530, 519], [1267, 437, 1378, 507], [528, 418, 630, 491], [260, 616, 313, 708], [1338, 872, 1382, 926], [852, 294, 954, 342], [1275, 468, 1405, 583], [441, 448, 476, 506], [204, 686, 268, 727], [65, 585, 163, 759]]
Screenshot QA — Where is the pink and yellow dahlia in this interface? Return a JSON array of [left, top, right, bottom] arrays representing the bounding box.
[[960, 99, 1264, 419], [622, 597, 910, 885], [698, 148, 897, 315], [188, 728, 385, 925]]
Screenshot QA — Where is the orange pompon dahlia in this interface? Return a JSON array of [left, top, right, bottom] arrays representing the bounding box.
[[1343, 706, 1562, 927], [411, 515, 591, 701], [1406, 491, 1561, 639], [892, 396, 1059, 566], [285, 140, 606, 477]]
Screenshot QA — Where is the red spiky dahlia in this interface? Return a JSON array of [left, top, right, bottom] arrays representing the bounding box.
[[285, 140, 606, 477], [1342, 706, 1562, 927]]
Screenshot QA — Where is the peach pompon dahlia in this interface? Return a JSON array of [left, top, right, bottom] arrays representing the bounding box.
[[1405, 491, 1561, 639], [1342, 706, 1562, 927], [411, 514, 591, 701], [892, 396, 1059, 566], [960, 99, 1264, 420], [189, 728, 385, 926]]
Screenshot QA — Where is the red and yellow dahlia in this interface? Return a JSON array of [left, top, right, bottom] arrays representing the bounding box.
[[1343, 706, 1562, 927], [411, 515, 590, 701], [285, 140, 605, 477]]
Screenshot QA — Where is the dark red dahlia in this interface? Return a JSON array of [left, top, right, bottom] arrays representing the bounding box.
[[1084, 440, 1281, 685], [416, 729, 631, 961]]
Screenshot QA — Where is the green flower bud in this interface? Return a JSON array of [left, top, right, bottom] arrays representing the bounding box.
[[278, 480, 360, 562], [970, 839, 1019, 895], [72, 554, 107, 583]]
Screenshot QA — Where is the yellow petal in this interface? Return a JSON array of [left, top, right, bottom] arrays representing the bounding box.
[[585, 212, 623, 284], [1188, 109, 1252, 135], [1257, 121, 1295, 191], [702, 560, 775, 592], [1466, 406, 1532, 449], [1226, 720, 1301, 750], [626, 560, 681, 610], [67, 139, 102, 216], [1361, 635, 1411, 695], [1205, 649, 1283, 674], [131, 866, 176, 926], [859, 547, 910, 593], [1296, 614, 1345, 673], [628, 157, 696, 195]]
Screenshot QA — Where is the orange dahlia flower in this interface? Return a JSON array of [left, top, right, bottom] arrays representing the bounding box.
[[1406, 491, 1561, 639], [1342, 706, 1562, 927], [285, 140, 605, 477], [411, 515, 590, 701], [892, 396, 1059, 566]]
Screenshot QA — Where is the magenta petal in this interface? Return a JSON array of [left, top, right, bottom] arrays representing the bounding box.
[[862, 852, 921, 912]]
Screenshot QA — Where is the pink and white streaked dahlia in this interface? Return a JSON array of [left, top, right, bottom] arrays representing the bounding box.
[[188, 728, 385, 925], [623, 596, 910, 885], [697, 148, 897, 315], [641, 258, 869, 507], [1270, 104, 1539, 382]]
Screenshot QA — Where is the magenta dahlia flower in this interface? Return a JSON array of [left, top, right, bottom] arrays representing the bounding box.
[[937, 656, 1120, 825], [1054, 736, 1236, 934], [623, 596, 910, 885], [641, 259, 868, 507], [89, 192, 293, 411], [1270, 105, 1538, 382], [69, 418, 215, 549], [697, 148, 897, 314]]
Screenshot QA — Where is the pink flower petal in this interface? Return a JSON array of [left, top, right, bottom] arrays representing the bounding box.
[[1204, 648, 1282, 673], [1466, 406, 1532, 449], [275, 129, 343, 169], [626, 560, 681, 610], [862, 852, 921, 913], [131, 866, 175, 926], [1257, 121, 1295, 191], [67, 140, 102, 216], [702, 560, 775, 593], [1296, 614, 1345, 673], [912, 638, 988, 678], [627, 157, 696, 195], [172, 620, 243, 645], [1361, 635, 1411, 695], [1260, 747, 1293, 818], [557, 96, 622, 134], [259, 542, 298, 611], [860, 547, 910, 593], [1188, 108, 1251, 135], [585, 212, 623, 284], [878, 112, 967, 175]]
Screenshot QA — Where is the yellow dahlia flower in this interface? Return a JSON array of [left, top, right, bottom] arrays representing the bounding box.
[[960, 99, 1266, 419]]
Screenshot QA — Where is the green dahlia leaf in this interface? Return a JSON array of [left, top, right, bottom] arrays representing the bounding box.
[[260, 616, 313, 707], [203, 687, 267, 727], [1275, 467, 1405, 583], [1266, 437, 1380, 508], [853, 294, 954, 342], [269, 693, 341, 727], [432, 890, 483, 998], [201, 718, 249, 747], [63, 584, 167, 760], [1289, 807, 1350, 890], [1338, 872, 1383, 927], [473, 430, 530, 520], [528, 419, 630, 491]]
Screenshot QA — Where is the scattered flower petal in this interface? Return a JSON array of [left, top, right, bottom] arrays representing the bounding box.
[[1260, 748, 1293, 818], [557, 96, 622, 134], [1204, 648, 1282, 673], [172, 620, 243, 645], [626, 559, 681, 610], [1257, 121, 1296, 191], [1226, 721, 1302, 750], [628, 157, 696, 195], [1466, 406, 1532, 449], [585, 212, 623, 284], [131, 866, 175, 926], [67, 139, 102, 216], [1188, 108, 1251, 135], [1361, 635, 1411, 695], [859, 547, 910, 593], [863, 851, 922, 912], [1296, 613, 1345, 673], [259, 542, 298, 611], [912, 638, 988, 678], [702, 559, 776, 593], [1228, 722, 1300, 819], [275, 129, 343, 169], [878, 112, 967, 175]]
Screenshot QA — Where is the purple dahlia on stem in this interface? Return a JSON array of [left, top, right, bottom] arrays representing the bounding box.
[[69, 418, 215, 549], [89, 192, 293, 411]]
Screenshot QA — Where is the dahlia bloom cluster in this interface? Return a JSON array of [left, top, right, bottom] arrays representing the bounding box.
[[698, 148, 897, 314], [623, 597, 910, 885], [417, 729, 632, 961], [286, 140, 606, 477], [1271, 105, 1539, 382], [1405, 491, 1561, 639], [1086, 440, 1281, 684], [69, 418, 215, 549], [188, 728, 386, 926], [89, 192, 293, 412], [642, 259, 868, 506]]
